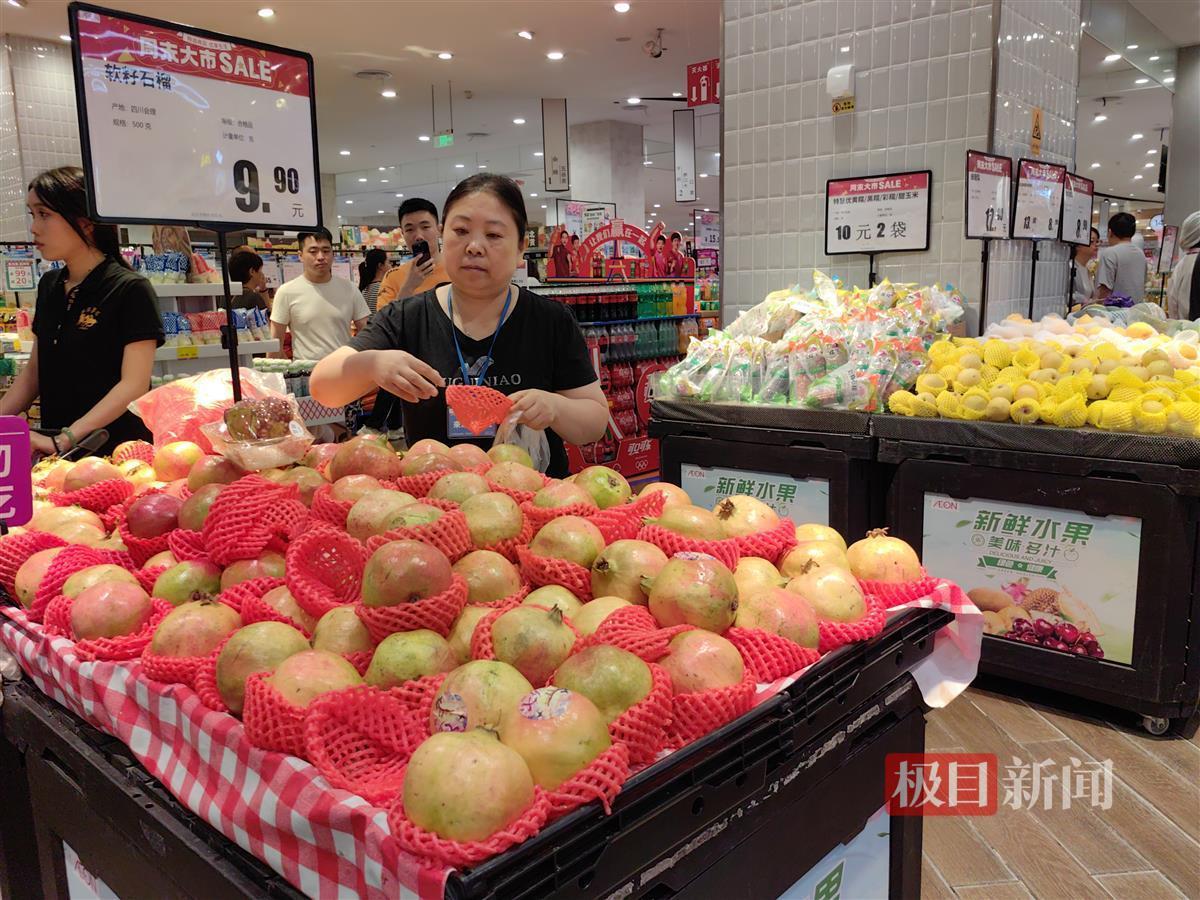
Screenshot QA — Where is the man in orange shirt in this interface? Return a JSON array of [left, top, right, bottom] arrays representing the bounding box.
[[376, 198, 449, 308]]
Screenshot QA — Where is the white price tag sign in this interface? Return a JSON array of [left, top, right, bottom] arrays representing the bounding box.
[[965, 151, 1011, 240], [825, 171, 932, 255], [1157, 225, 1179, 275], [1060, 172, 1095, 247], [1011, 159, 1066, 241], [71, 5, 320, 230], [695, 211, 721, 249]]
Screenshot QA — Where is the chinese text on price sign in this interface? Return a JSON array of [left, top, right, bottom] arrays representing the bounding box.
[[70, 5, 319, 229], [964, 151, 1011, 240], [1011, 159, 1065, 241], [679, 464, 830, 524], [825, 171, 932, 255], [1060, 172, 1095, 246]]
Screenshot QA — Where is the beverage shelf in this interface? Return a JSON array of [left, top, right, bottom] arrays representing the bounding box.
[[576, 314, 700, 327]]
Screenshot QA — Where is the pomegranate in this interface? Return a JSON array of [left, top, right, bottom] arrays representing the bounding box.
[[14, 547, 66, 607], [62, 564, 139, 599], [461, 492, 523, 546], [53, 521, 107, 546], [571, 596, 632, 636], [364, 629, 457, 687], [266, 650, 363, 708], [403, 730, 535, 841], [361, 540, 453, 607], [187, 455, 246, 491], [447, 443, 490, 469], [452, 550, 521, 604], [529, 516, 606, 568], [428, 471, 491, 503], [794, 523, 847, 551], [491, 606, 576, 685], [62, 457, 123, 493], [392, 503, 444, 527], [112, 439, 153, 462], [488, 461, 544, 493], [734, 557, 784, 599], [430, 660, 533, 733], [178, 484, 224, 532], [219, 551, 286, 590], [29, 505, 103, 535], [328, 437, 403, 482], [487, 444, 534, 468], [399, 451, 460, 477], [216, 621, 310, 714], [260, 585, 318, 633], [532, 481, 597, 510], [345, 489, 419, 540], [574, 465, 631, 509], [152, 560, 222, 606], [660, 630, 745, 694], [301, 443, 340, 472], [70, 581, 152, 639], [638, 482, 691, 509], [152, 441, 205, 482], [735, 587, 818, 648], [149, 600, 240, 657], [522, 585, 583, 619], [779, 541, 849, 578], [311, 606, 374, 654], [277, 466, 326, 506], [785, 560, 867, 622], [406, 438, 450, 456], [34, 458, 72, 492], [117, 459, 157, 489], [645, 506, 726, 541], [551, 646, 652, 723], [712, 495, 780, 537], [142, 550, 179, 569], [498, 687, 611, 789], [125, 493, 183, 539], [647, 553, 738, 632], [330, 474, 384, 503], [845, 529, 923, 583], [590, 540, 668, 605], [447, 605, 491, 663]]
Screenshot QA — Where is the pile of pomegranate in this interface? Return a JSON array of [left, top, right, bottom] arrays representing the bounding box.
[[3, 434, 932, 862]]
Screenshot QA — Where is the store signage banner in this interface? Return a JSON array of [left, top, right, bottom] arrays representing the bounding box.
[[557, 200, 617, 260], [686, 58, 720, 107], [922, 493, 1139, 665], [1060, 172, 1095, 246], [1011, 159, 1066, 241], [964, 151, 1011, 240], [1157, 225, 1178, 275], [2, 253, 37, 292], [0, 416, 34, 528], [679, 464, 830, 524], [825, 170, 932, 255], [69, 4, 320, 230], [673, 109, 697, 202], [694, 210, 721, 249], [541, 98, 569, 192], [779, 807, 890, 899]]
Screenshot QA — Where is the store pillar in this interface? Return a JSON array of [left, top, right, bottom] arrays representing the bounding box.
[[320, 173, 338, 238], [1163, 45, 1199, 226], [566, 120, 646, 232]]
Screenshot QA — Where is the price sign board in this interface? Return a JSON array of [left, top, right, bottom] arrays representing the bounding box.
[[1157, 225, 1179, 275], [964, 150, 1011, 239], [1011, 158, 1066, 241], [825, 170, 932, 255], [69, 3, 321, 230], [1060, 172, 1095, 246]]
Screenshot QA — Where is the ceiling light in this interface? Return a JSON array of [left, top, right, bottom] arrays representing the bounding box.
[[541, 204, 547, 209], [6, 0, 28, 8], [345, 200, 354, 205], [1145, 162, 1154, 168], [1093, 114, 1107, 122], [517, 30, 533, 40], [1147, 148, 1157, 154], [703, 208, 710, 212], [699, 172, 709, 178], [714, 152, 720, 157], [534, 151, 543, 157], [1133, 175, 1143, 180], [257, 7, 273, 17], [357, 177, 367, 182], [672, 91, 683, 97], [1131, 133, 1143, 140], [395, 193, 404, 197], [1152, 183, 1160, 188], [1103, 53, 1121, 63], [546, 51, 564, 61], [513, 117, 526, 124], [614, 2, 631, 11], [418, 135, 431, 142], [478, 164, 487, 169], [626, 97, 641, 104], [1164, 77, 1175, 84], [1134, 78, 1148, 85], [339, 150, 351, 156], [530, 193, 538, 198], [643, 160, 653, 165], [653, 203, 661, 208], [378, 166, 386, 171], [1126, 44, 1138, 50], [377, 210, 385, 214], [455, 163, 464, 168], [381, 88, 396, 98], [381, 179, 388, 183], [1149, 55, 1160, 61], [438, 52, 453, 60], [650, 212, 656, 216], [59, 34, 71, 42], [840, 46, 850, 53], [1090, 162, 1101, 168]]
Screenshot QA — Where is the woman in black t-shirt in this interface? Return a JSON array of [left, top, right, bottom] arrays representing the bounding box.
[[1, 167, 164, 457], [311, 175, 607, 477]]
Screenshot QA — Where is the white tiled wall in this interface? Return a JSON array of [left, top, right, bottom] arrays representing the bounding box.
[[985, 0, 1081, 325], [0, 35, 81, 241], [723, 0, 995, 326]]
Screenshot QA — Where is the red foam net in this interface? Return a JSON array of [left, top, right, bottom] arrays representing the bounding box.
[[242, 671, 310, 758], [50, 478, 133, 515], [29, 545, 136, 623], [545, 740, 631, 820], [733, 519, 798, 566], [726, 626, 820, 682], [308, 483, 353, 530], [516, 546, 593, 601], [363, 502, 473, 563], [354, 575, 469, 643], [589, 491, 666, 544], [167, 528, 209, 563], [236, 577, 313, 637], [445, 384, 513, 436], [285, 525, 366, 619], [43, 595, 172, 662], [817, 597, 888, 655], [609, 662, 674, 766], [665, 664, 757, 748], [0, 531, 66, 597], [635, 525, 740, 570], [201, 476, 307, 566]]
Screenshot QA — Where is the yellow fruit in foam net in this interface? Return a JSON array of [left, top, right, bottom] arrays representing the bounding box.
[[1134, 397, 1168, 433], [984, 397, 1010, 422], [911, 393, 939, 417], [1146, 360, 1174, 379], [979, 364, 1000, 385], [982, 340, 1012, 368], [1093, 342, 1120, 361], [1108, 385, 1141, 404], [1012, 348, 1040, 371], [1086, 375, 1110, 400], [1142, 348, 1169, 367], [915, 373, 948, 395], [927, 340, 957, 365], [1051, 394, 1088, 428], [887, 390, 916, 415], [1013, 381, 1043, 401], [1040, 351, 1065, 371], [1108, 367, 1146, 389], [1066, 356, 1094, 375], [938, 364, 962, 383], [958, 352, 983, 370], [954, 369, 982, 391], [1010, 397, 1040, 424], [1098, 401, 1135, 431], [1126, 322, 1157, 339], [1096, 358, 1120, 375], [936, 391, 964, 419], [989, 383, 1014, 402], [1167, 402, 1200, 435], [1030, 368, 1060, 384]]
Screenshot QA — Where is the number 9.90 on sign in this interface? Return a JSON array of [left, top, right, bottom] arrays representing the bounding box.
[[233, 159, 300, 213]]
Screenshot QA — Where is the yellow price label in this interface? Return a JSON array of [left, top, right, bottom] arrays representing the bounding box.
[[832, 97, 856, 115], [12, 338, 20, 352], [176, 345, 199, 360]]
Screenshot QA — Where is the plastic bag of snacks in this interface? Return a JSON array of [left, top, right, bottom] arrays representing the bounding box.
[[129, 367, 288, 449], [201, 395, 314, 470]]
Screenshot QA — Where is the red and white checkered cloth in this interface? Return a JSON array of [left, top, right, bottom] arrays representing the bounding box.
[[0, 580, 979, 898]]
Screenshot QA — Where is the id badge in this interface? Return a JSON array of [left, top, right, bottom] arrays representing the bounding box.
[[447, 406, 497, 439]]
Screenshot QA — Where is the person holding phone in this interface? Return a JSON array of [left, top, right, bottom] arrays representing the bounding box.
[[376, 198, 449, 308], [311, 174, 607, 477]]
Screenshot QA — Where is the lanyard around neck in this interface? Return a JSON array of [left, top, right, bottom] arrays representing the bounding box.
[[447, 286, 513, 386]]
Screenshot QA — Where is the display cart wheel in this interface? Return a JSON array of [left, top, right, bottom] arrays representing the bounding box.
[[1142, 715, 1170, 736]]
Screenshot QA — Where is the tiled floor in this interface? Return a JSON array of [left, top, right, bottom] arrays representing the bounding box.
[[921, 679, 1200, 900]]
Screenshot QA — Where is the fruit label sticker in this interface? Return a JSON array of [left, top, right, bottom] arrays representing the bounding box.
[[520, 687, 570, 720], [432, 692, 468, 733], [679, 464, 829, 525], [922, 493, 1139, 664], [1060, 172, 1095, 246], [825, 170, 933, 255], [965, 151, 1012, 240], [1011, 159, 1066, 241]]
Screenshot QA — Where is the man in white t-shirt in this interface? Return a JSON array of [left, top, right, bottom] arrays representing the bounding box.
[[270, 228, 369, 361]]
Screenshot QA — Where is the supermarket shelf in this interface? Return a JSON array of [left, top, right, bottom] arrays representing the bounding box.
[[155, 340, 278, 361], [575, 314, 699, 327], [150, 282, 241, 297]]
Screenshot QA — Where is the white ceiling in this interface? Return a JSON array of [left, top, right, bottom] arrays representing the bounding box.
[[1127, 0, 1200, 47], [6, 0, 722, 231]]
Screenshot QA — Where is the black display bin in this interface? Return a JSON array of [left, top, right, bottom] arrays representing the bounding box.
[[879, 428, 1200, 734], [650, 399, 884, 538]]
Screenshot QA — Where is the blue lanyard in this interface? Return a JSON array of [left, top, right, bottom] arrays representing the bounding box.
[[447, 286, 512, 386]]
